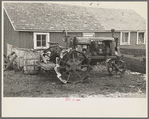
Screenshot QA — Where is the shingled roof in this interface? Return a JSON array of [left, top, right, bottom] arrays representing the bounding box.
[[4, 3, 146, 31]]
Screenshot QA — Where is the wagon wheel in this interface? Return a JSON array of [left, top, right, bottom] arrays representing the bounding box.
[[3, 54, 18, 71], [3, 61, 8, 70], [57, 50, 91, 84], [107, 59, 126, 76]]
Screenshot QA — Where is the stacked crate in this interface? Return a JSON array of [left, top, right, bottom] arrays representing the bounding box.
[[7, 43, 41, 74]]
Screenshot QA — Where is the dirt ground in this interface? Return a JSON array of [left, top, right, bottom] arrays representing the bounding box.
[[3, 65, 146, 98]]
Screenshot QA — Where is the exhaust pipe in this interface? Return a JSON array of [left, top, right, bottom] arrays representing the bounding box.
[[62, 30, 68, 48], [111, 29, 115, 38], [111, 29, 118, 47], [111, 29, 121, 56], [111, 28, 118, 48], [63, 30, 67, 37]]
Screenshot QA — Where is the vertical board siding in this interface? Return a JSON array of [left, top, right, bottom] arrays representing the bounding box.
[[120, 32, 146, 49], [50, 32, 65, 47], [19, 32, 26, 48], [95, 32, 120, 39], [130, 32, 146, 49], [50, 32, 82, 47], [95, 32, 145, 49], [4, 10, 20, 55], [67, 32, 83, 37], [19, 32, 33, 49], [26, 32, 34, 48]]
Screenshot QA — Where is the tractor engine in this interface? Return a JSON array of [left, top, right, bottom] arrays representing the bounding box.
[[76, 38, 91, 56], [90, 41, 106, 56], [76, 38, 108, 56]]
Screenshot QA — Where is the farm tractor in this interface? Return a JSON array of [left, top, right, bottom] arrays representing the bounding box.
[[37, 29, 126, 84]]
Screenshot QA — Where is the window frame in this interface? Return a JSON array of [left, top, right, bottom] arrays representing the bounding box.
[[137, 31, 146, 45], [120, 31, 130, 45], [83, 33, 95, 37], [33, 33, 50, 49]]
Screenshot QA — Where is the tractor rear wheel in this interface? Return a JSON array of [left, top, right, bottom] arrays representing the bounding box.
[[56, 50, 91, 84]]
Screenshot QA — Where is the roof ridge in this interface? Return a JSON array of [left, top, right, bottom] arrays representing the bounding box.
[[3, 2, 146, 31], [47, 3, 138, 12], [3, 2, 137, 11]]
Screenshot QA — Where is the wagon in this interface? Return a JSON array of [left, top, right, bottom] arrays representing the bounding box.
[[37, 29, 126, 84]]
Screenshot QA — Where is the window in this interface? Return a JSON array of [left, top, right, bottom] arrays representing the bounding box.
[[120, 32, 130, 45], [34, 33, 49, 49], [83, 33, 95, 37], [137, 31, 146, 44]]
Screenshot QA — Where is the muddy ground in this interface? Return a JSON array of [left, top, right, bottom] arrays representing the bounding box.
[[3, 65, 146, 98]]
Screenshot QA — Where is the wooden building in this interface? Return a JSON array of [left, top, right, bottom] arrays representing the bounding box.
[[3, 3, 146, 56]]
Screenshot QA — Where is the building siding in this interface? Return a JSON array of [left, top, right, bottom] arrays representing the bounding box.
[[120, 32, 146, 49], [4, 10, 20, 55], [50, 32, 82, 47], [19, 32, 33, 49], [95, 32, 146, 49], [95, 32, 120, 39], [4, 8, 146, 55], [50, 32, 65, 47]]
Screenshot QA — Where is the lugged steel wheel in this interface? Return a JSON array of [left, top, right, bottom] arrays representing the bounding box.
[[57, 50, 91, 84], [107, 59, 126, 76]]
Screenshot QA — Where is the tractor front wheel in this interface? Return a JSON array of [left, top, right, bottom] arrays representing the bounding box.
[[107, 59, 126, 76]]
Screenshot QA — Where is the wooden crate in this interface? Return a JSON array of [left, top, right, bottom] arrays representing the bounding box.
[[23, 58, 40, 75]]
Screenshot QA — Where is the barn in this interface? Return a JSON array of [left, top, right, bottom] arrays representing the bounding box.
[[3, 3, 146, 57]]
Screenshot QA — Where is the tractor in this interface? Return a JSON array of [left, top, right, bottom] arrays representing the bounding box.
[[37, 29, 126, 84]]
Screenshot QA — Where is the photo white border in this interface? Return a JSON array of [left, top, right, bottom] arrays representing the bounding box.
[[1, 1, 148, 117]]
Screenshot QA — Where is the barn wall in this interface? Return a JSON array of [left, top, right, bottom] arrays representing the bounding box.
[[120, 32, 146, 49], [119, 32, 146, 56], [4, 7, 146, 55], [4, 10, 20, 55], [67, 32, 83, 37], [50, 32, 65, 47], [95, 32, 120, 39], [50, 32, 82, 47], [95, 32, 146, 49], [19, 32, 33, 49]]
